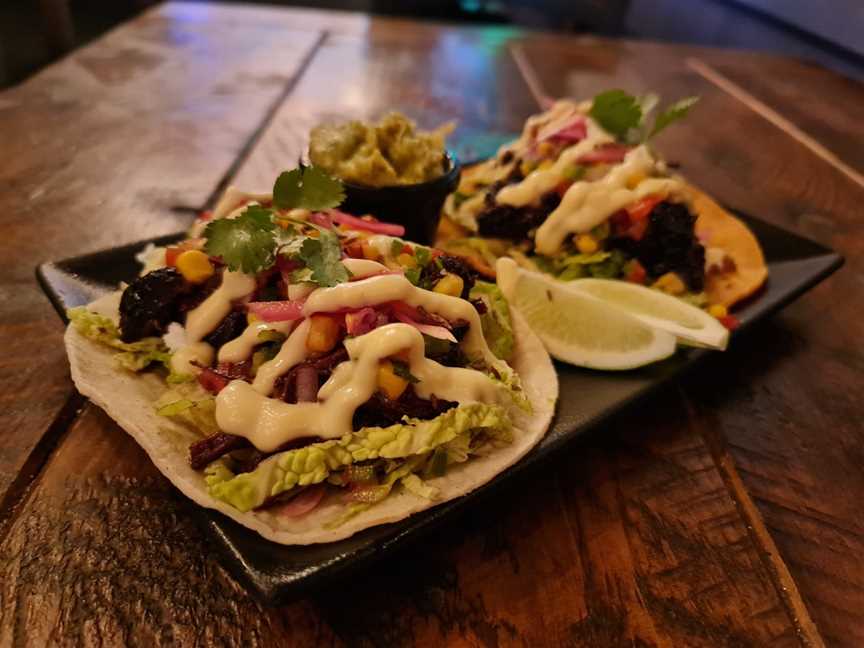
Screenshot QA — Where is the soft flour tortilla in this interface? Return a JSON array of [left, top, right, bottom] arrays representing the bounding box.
[[690, 185, 768, 307], [65, 293, 558, 545]]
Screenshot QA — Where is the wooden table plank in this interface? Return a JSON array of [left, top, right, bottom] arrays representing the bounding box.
[[230, 22, 538, 190], [515, 34, 864, 647], [0, 4, 321, 522], [1, 395, 810, 646], [0, 15, 831, 645]]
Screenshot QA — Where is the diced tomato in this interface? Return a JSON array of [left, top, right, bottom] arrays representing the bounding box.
[[401, 244, 413, 255], [344, 241, 364, 259], [625, 260, 647, 284], [555, 180, 573, 197], [197, 210, 214, 222], [627, 196, 662, 223], [626, 218, 649, 241], [198, 368, 229, 394], [718, 315, 740, 331], [165, 240, 200, 267], [610, 210, 631, 234]]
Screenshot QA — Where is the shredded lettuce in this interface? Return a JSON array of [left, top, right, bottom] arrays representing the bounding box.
[[471, 281, 514, 361], [205, 402, 511, 512], [155, 384, 218, 436], [534, 250, 627, 281], [67, 307, 172, 372]]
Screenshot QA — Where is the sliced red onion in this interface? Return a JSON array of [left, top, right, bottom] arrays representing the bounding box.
[[247, 299, 306, 322], [308, 212, 334, 229], [578, 144, 631, 164], [393, 311, 457, 342], [329, 209, 405, 236], [295, 365, 319, 403], [197, 368, 229, 395], [345, 307, 379, 336], [539, 117, 587, 143], [275, 485, 326, 518]]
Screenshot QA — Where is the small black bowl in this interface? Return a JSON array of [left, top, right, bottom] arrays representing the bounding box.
[[339, 152, 461, 245]]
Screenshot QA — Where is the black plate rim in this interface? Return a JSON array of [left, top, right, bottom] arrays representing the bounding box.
[[35, 213, 844, 604]]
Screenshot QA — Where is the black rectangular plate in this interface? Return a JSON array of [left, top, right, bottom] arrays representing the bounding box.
[[37, 212, 842, 604]]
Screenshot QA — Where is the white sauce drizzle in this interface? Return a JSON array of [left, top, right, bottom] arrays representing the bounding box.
[[185, 271, 256, 343], [218, 320, 295, 364], [496, 121, 613, 207], [534, 146, 685, 255], [216, 324, 501, 452], [171, 341, 214, 375]]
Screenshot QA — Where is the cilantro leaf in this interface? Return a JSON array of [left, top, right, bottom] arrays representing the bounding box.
[[647, 96, 699, 140], [392, 360, 419, 384], [203, 205, 276, 274], [273, 169, 303, 210], [589, 90, 643, 141], [273, 166, 345, 211], [296, 230, 350, 287]]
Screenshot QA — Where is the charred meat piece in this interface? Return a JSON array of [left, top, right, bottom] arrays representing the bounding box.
[[119, 268, 190, 342], [611, 201, 706, 291], [189, 431, 322, 472], [204, 310, 247, 349], [273, 347, 349, 404], [189, 432, 251, 470], [476, 191, 561, 241], [352, 386, 457, 430], [418, 253, 477, 298]]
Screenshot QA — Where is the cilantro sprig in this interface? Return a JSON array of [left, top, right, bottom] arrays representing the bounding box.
[[203, 164, 349, 280], [296, 229, 350, 287], [589, 89, 699, 144], [203, 205, 277, 274], [274, 166, 345, 211]]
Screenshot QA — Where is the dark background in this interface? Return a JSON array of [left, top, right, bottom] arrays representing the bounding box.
[[2, 0, 863, 87]]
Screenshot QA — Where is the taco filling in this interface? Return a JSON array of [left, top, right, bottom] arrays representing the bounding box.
[[441, 90, 767, 314], [66, 165, 544, 531]]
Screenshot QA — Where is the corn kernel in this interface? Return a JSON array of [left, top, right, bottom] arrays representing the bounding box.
[[538, 159, 555, 171], [247, 313, 260, 325], [276, 219, 292, 230], [306, 315, 340, 353], [176, 250, 214, 284], [653, 272, 686, 295], [433, 273, 464, 297], [397, 252, 417, 269], [626, 172, 646, 189], [361, 240, 381, 261], [377, 360, 408, 400], [708, 304, 728, 319], [575, 234, 599, 254], [520, 160, 536, 177], [537, 142, 554, 157]]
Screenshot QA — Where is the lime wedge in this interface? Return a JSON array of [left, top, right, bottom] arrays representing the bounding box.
[[568, 278, 729, 350], [496, 259, 676, 370]]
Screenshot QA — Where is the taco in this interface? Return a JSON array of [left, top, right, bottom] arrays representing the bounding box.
[[439, 91, 767, 312], [64, 166, 557, 545]]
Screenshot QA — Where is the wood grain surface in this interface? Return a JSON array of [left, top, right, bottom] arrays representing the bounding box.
[[0, 3, 320, 523], [1, 3, 862, 646]]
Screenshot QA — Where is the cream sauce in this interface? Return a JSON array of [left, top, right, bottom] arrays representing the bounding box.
[[170, 341, 214, 376], [218, 320, 295, 364], [496, 123, 613, 208], [185, 271, 257, 343], [534, 146, 685, 255], [216, 324, 501, 452]]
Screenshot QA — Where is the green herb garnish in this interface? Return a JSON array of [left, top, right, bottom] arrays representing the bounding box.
[[203, 205, 277, 273], [589, 89, 699, 144], [392, 360, 420, 384], [296, 229, 350, 287], [273, 166, 345, 211]]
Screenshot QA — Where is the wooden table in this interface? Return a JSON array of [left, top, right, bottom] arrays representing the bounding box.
[[1, 3, 862, 646]]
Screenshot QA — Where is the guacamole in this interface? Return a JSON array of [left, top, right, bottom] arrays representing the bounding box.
[[309, 112, 452, 187]]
